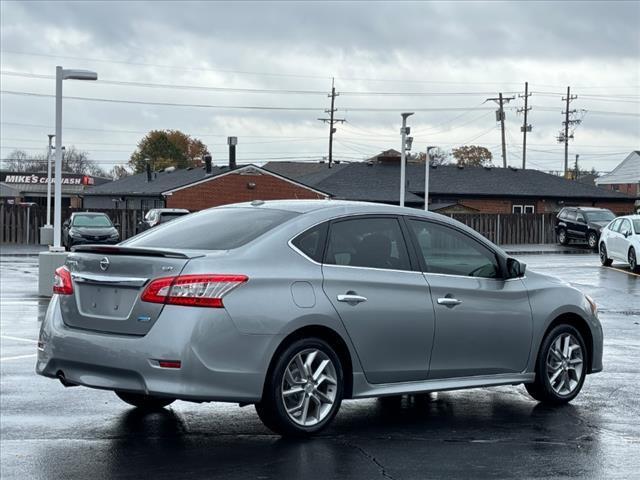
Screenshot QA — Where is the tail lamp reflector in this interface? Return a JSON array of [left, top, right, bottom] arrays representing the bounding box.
[[53, 266, 74, 295], [141, 274, 248, 308]]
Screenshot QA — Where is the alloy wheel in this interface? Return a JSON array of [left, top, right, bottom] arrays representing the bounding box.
[[546, 333, 584, 396], [281, 348, 338, 426], [558, 230, 566, 244], [630, 249, 637, 271], [588, 233, 597, 249]]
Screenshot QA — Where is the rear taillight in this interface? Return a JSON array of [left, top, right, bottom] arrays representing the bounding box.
[[53, 266, 73, 295], [141, 274, 248, 308]]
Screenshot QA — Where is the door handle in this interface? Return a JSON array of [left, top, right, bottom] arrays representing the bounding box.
[[437, 297, 462, 306], [337, 294, 368, 304]]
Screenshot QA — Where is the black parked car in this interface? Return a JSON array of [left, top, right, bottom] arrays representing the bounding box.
[[63, 212, 120, 250], [555, 207, 615, 249], [137, 208, 190, 233]]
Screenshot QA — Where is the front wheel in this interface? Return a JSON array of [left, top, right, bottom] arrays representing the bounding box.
[[115, 391, 175, 410], [256, 338, 343, 436], [587, 231, 598, 250], [525, 325, 587, 404], [558, 228, 568, 245], [629, 247, 639, 273], [599, 243, 613, 266]]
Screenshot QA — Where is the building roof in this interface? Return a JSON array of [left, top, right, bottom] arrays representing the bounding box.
[[595, 151, 640, 185], [0, 182, 20, 198], [289, 162, 632, 202], [262, 161, 349, 186], [86, 165, 224, 196], [85, 164, 330, 197]]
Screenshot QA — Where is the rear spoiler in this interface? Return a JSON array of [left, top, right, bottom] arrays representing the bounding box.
[[71, 245, 191, 259]]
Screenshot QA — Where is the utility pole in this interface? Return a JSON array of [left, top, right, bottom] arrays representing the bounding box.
[[574, 154, 580, 180], [45, 134, 55, 226], [517, 82, 532, 169], [558, 86, 579, 177], [318, 78, 345, 168], [487, 93, 515, 168]]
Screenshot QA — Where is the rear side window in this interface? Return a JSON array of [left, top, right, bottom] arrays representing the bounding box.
[[291, 223, 328, 263], [566, 210, 577, 221], [125, 208, 298, 250], [325, 217, 411, 271]]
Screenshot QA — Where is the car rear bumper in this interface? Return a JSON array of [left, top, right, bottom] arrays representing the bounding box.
[[36, 296, 282, 403]]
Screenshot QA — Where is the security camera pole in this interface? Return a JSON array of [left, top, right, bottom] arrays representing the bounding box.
[[399, 112, 414, 207], [52, 66, 97, 250]]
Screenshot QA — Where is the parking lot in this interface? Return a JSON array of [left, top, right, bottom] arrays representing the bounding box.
[[1, 252, 638, 479]]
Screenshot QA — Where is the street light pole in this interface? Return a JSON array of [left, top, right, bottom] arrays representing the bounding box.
[[424, 146, 436, 211], [399, 112, 414, 207], [52, 66, 97, 250], [46, 134, 54, 226]]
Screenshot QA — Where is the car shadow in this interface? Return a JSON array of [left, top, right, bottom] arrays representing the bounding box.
[[35, 389, 607, 479]]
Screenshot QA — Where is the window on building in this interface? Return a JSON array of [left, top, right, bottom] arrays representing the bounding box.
[[524, 205, 535, 214], [512, 205, 523, 214]]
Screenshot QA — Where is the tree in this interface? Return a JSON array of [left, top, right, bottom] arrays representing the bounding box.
[[409, 148, 451, 166], [109, 165, 131, 180], [452, 145, 493, 167], [129, 130, 209, 173], [3, 149, 46, 171]]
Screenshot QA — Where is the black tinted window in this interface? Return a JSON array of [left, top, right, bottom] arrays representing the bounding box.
[[292, 223, 327, 262], [159, 212, 189, 223], [566, 210, 577, 221], [125, 208, 298, 250], [408, 220, 499, 278], [325, 217, 410, 271]]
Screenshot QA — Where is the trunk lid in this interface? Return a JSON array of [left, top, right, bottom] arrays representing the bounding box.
[[61, 246, 203, 335]]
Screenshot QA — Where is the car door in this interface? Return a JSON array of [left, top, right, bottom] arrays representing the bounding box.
[[405, 218, 533, 379], [605, 219, 622, 259], [573, 212, 588, 240], [321, 216, 435, 384], [617, 219, 633, 260]]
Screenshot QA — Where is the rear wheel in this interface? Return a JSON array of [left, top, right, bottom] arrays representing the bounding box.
[[525, 325, 587, 404], [115, 391, 175, 410], [599, 243, 613, 266], [587, 231, 598, 250], [256, 337, 343, 436], [629, 247, 639, 273], [558, 228, 568, 245]]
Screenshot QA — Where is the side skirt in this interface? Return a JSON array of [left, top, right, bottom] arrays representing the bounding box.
[[351, 372, 535, 399]]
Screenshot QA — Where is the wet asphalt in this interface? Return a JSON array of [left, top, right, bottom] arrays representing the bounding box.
[[0, 253, 638, 479]]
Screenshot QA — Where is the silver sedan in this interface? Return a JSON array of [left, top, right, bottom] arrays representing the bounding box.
[[37, 200, 603, 436]]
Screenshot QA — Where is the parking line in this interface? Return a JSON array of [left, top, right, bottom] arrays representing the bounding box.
[[0, 335, 38, 343], [603, 266, 640, 278], [0, 353, 37, 362]]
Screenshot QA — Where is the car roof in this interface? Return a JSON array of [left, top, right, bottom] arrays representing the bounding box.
[[72, 212, 108, 216]]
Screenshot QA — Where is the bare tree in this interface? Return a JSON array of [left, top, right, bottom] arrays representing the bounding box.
[[109, 165, 131, 180], [3, 149, 47, 171]]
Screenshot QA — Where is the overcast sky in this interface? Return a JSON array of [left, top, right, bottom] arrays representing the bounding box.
[[1, 0, 638, 174]]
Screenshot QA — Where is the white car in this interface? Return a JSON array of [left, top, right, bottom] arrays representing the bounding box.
[[599, 215, 640, 273]]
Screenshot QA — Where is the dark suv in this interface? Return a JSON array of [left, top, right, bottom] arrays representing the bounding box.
[[555, 207, 616, 249]]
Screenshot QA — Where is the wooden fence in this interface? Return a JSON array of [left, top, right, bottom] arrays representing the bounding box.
[[0, 204, 558, 246]]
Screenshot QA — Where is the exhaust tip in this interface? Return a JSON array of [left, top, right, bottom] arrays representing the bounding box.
[[56, 370, 77, 387]]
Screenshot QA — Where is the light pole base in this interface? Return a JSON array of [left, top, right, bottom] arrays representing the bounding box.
[[39, 225, 54, 245], [38, 251, 68, 297]]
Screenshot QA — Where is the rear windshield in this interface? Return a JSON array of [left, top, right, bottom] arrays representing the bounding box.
[[124, 207, 298, 250], [72, 214, 112, 227]]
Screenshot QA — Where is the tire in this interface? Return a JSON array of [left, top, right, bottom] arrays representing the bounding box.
[[599, 243, 613, 266], [525, 324, 587, 404], [255, 337, 343, 436], [115, 391, 175, 410], [629, 247, 639, 273], [558, 228, 568, 245], [587, 231, 598, 250]]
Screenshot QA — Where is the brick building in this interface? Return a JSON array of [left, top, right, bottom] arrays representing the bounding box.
[[265, 158, 636, 215], [83, 163, 328, 211]]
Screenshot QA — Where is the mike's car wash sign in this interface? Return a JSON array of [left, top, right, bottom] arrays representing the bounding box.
[[1, 173, 95, 186]]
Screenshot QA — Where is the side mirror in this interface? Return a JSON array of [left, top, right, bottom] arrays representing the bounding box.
[[114, 222, 121, 229], [507, 258, 526, 279], [623, 230, 631, 238], [577, 217, 586, 224], [63, 220, 70, 228]]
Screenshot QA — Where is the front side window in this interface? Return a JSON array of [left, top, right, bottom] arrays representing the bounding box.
[[609, 218, 622, 232], [408, 219, 499, 278], [125, 207, 298, 250], [325, 217, 410, 271]]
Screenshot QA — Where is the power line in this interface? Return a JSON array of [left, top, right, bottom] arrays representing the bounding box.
[[0, 90, 325, 111]]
